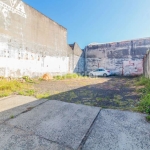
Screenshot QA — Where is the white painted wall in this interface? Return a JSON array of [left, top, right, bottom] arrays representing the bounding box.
[[0, 41, 69, 77]]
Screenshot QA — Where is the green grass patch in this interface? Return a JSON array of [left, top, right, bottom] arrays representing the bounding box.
[[10, 115, 14, 119], [96, 97, 103, 101], [54, 73, 83, 80], [146, 115, 150, 122], [136, 76, 150, 86], [138, 94, 150, 114], [136, 76, 150, 119], [35, 93, 50, 99], [22, 76, 36, 83], [19, 89, 35, 96], [0, 78, 35, 98]]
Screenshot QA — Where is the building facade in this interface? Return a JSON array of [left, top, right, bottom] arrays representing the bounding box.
[[85, 38, 150, 76], [0, 0, 85, 77]]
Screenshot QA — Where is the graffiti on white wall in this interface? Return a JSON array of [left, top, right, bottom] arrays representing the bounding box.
[[0, 0, 26, 18], [123, 60, 143, 76]]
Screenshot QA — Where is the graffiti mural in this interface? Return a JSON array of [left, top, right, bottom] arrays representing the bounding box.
[[0, 0, 26, 18]]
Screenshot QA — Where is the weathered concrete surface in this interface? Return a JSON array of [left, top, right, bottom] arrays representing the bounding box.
[[7, 100, 100, 150], [0, 124, 71, 150], [0, 0, 69, 77], [0, 0, 86, 77], [143, 50, 150, 78], [82, 109, 150, 150], [0, 95, 47, 123], [0, 96, 150, 150], [85, 38, 150, 75], [68, 43, 85, 74]]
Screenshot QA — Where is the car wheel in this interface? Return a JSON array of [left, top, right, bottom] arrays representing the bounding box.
[[103, 73, 107, 77]]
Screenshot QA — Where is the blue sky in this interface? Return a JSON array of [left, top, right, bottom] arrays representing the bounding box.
[[23, 0, 150, 49]]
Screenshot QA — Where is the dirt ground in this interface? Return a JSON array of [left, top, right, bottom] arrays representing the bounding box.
[[34, 77, 140, 110]]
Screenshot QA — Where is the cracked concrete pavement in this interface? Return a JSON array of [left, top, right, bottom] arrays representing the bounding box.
[[0, 96, 150, 150]]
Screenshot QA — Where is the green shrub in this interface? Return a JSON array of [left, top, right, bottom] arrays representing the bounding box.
[[22, 76, 35, 83], [137, 76, 150, 115], [54, 73, 82, 80], [136, 76, 150, 86], [146, 115, 150, 122], [54, 75, 63, 80], [138, 94, 150, 114]]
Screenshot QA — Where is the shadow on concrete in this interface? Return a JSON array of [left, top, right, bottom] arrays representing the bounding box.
[[46, 77, 140, 110], [0, 77, 139, 124]]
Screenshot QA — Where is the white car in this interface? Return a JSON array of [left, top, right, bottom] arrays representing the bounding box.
[[89, 68, 111, 77]]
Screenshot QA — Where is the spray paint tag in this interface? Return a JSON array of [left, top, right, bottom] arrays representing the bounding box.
[[0, 0, 26, 18], [10, 0, 17, 7]]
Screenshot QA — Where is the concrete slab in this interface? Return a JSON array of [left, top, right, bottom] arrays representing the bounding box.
[[0, 95, 48, 123], [0, 124, 71, 150], [82, 109, 150, 150], [7, 100, 100, 150]]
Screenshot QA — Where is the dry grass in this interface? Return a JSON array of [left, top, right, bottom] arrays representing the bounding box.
[[0, 78, 35, 98]]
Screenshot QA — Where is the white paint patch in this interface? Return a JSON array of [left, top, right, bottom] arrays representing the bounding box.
[[0, 0, 26, 18], [0, 33, 70, 77], [0, 40, 69, 77], [123, 60, 143, 76], [2, 7, 10, 30], [44, 56, 69, 73]]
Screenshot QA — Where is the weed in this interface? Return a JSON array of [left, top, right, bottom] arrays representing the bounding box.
[[125, 83, 130, 87], [136, 76, 150, 117], [0, 90, 12, 98], [75, 101, 81, 104], [146, 115, 150, 122], [54, 73, 84, 80], [22, 76, 35, 83], [96, 97, 103, 101], [114, 95, 123, 100], [138, 94, 150, 114], [10, 115, 14, 119], [0, 78, 35, 98], [84, 102, 92, 106], [36, 93, 50, 99], [19, 89, 35, 96]]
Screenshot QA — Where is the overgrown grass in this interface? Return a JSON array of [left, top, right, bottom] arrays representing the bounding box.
[[54, 73, 84, 80], [0, 78, 35, 98], [136, 76, 150, 120], [136, 76, 150, 86], [35, 93, 50, 99], [146, 115, 150, 122], [22, 76, 37, 83], [0, 76, 54, 99]]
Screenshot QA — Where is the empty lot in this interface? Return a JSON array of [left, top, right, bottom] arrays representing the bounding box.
[[34, 77, 140, 110]]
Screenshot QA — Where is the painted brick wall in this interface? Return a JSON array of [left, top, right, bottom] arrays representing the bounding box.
[[85, 38, 150, 76], [0, 0, 70, 77]]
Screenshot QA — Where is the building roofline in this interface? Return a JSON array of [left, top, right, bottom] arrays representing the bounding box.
[[22, 0, 67, 31], [88, 37, 150, 46]]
